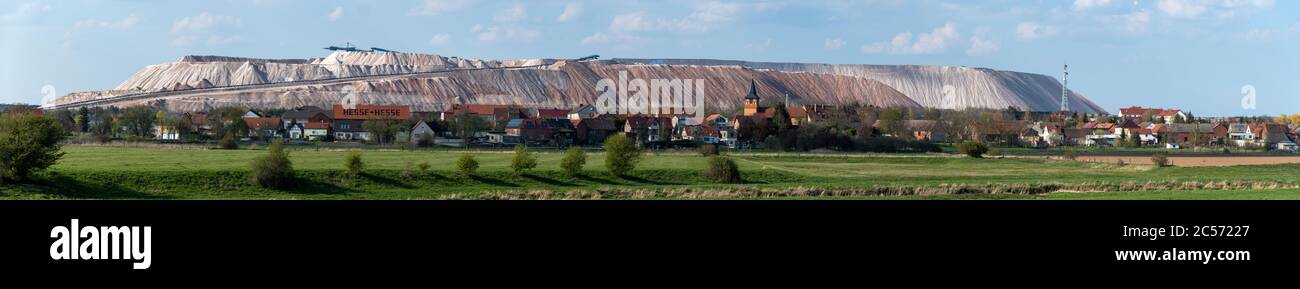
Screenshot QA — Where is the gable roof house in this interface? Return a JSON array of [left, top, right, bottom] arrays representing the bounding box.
[[624, 115, 674, 145], [568, 104, 601, 120], [532, 108, 571, 120], [901, 120, 947, 143], [1120, 107, 1186, 123], [409, 121, 436, 145], [572, 118, 617, 146], [244, 117, 284, 139], [332, 120, 368, 141], [1259, 124, 1293, 146], [1159, 123, 1226, 145]]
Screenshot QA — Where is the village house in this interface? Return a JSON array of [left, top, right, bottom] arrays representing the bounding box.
[[301, 122, 331, 141], [532, 108, 570, 120], [572, 117, 617, 146], [624, 115, 674, 145], [330, 104, 412, 142], [440, 104, 526, 124], [900, 120, 946, 143], [1256, 123, 1294, 149], [1119, 106, 1186, 124], [568, 104, 600, 120], [245, 117, 283, 139], [1156, 123, 1226, 145], [282, 106, 332, 138], [332, 120, 367, 141], [504, 118, 576, 146], [1227, 123, 1256, 147], [409, 120, 436, 145], [1031, 123, 1065, 147]]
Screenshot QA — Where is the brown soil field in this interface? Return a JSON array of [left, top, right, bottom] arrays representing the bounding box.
[[1068, 155, 1300, 167]]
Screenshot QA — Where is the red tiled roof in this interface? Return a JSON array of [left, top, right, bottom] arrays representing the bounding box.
[[304, 122, 330, 129], [536, 109, 569, 119], [1119, 106, 1182, 117], [244, 117, 281, 130]]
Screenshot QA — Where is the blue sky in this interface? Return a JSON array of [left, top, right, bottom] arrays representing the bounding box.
[[1, 0, 1296, 116]]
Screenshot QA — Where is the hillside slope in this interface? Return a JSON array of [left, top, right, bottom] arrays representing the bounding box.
[[55, 51, 1100, 114], [614, 59, 1107, 114]]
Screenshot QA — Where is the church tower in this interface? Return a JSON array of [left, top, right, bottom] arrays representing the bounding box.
[[743, 79, 762, 116]]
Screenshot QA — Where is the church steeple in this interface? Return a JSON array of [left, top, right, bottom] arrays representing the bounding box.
[[743, 79, 763, 116], [745, 79, 761, 101]]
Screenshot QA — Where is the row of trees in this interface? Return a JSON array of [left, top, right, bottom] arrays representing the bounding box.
[[733, 103, 1012, 152]]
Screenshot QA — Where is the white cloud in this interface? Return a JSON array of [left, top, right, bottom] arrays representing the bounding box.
[[1157, 0, 1209, 18], [609, 12, 652, 32], [1015, 22, 1059, 41], [861, 22, 960, 55], [966, 34, 1000, 56], [689, 1, 741, 22], [493, 3, 526, 22], [557, 2, 583, 22], [328, 7, 344, 22], [606, 2, 744, 34], [475, 25, 540, 43], [75, 14, 140, 30], [824, 38, 846, 51], [1156, 0, 1275, 19], [428, 33, 451, 45], [1072, 0, 1116, 11], [171, 12, 241, 33], [0, 2, 52, 23], [1122, 10, 1151, 33], [413, 0, 473, 16]]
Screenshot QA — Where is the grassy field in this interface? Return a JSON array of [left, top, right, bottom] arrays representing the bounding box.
[[3, 146, 1300, 200]]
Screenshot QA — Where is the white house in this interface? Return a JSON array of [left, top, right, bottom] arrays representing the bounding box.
[[409, 121, 436, 145], [568, 104, 599, 121], [1227, 123, 1256, 147]]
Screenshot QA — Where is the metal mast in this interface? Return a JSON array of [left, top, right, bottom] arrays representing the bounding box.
[[1061, 63, 1070, 112]]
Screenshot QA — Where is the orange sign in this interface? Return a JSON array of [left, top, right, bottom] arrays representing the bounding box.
[[332, 105, 412, 120]]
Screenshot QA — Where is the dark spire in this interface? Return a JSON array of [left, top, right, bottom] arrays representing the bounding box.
[[745, 79, 761, 100]]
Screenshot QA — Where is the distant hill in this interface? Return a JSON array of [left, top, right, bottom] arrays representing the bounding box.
[[53, 51, 1104, 114]]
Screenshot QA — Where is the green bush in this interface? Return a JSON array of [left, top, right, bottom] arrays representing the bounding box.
[[218, 133, 239, 150], [703, 156, 742, 184], [1152, 154, 1170, 167], [560, 147, 586, 176], [603, 134, 642, 177], [457, 153, 479, 176], [956, 141, 990, 158], [249, 139, 295, 189], [0, 114, 68, 183], [698, 144, 720, 156], [345, 151, 364, 175], [416, 133, 435, 147], [510, 145, 538, 177], [417, 161, 431, 174]]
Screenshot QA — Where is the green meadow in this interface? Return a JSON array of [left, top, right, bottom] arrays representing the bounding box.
[[3, 146, 1300, 200]]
